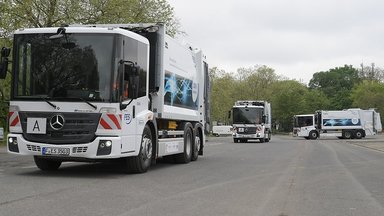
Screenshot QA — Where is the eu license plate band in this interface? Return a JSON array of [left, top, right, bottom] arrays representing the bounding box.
[[42, 147, 70, 156]]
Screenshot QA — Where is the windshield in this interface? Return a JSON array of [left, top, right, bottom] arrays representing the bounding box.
[[294, 116, 314, 127], [12, 33, 117, 102], [233, 107, 263, 124]]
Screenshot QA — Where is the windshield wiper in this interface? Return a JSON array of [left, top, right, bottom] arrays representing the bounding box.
[[79, 98, 97, 110], [41, 97, 57, 109]]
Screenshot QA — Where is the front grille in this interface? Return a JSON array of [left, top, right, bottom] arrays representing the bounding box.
[[73, 147, 88, 153], [27, 144, 41, 152], [237, 127, 257, 134], [19, 112, 101, 144]]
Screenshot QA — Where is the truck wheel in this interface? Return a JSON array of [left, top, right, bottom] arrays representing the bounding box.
[[191, 127, 201, 161], [354, 130, 363, 139], [34, 156, 62, 171], [259, 138, 265, 143], [233, 138, 239, 143], [174, 124, 193, 164], [309, 131, 318, 140], [342, 130, 352, 139], [125, 125, 153, 173]]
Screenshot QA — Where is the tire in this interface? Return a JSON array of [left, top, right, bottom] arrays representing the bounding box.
[[233, 138, 239, 143], [354, 130, 363, 139], [309, 130, 318, 140], [124, 125, 153, 173], [191, 127, 201, 161], [174, 123, 193, 164], [342, 130, 353, 139], [34, 156, 62, 171], [265, 132, 271, 142], [259, 138, 265, 143], [304, 137, 310, 140]]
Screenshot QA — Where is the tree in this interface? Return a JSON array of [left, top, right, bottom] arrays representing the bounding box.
[[236, 65, 279, 100], [210, 68, 237, 125], [302, 89, 331, 113], [1, 0, 179, 36], [0, 73, 11, 130], [270, 80, 309, 132], [358, 63, 384, 82], [308, 65, 360, 109], [350, 80, 384, 123]]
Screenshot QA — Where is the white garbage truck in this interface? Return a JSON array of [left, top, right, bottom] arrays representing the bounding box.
[[230, 101, 272, 143], [293, 108, 382, 139], [0, 23, 210, 173]]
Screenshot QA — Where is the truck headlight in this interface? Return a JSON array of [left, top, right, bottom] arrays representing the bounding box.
[[8, 137, 19, 153], [97, 140, 112, 156]]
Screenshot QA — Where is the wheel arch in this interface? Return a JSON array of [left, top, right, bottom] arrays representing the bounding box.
[[146, 120, 158, 159], [193, 122, 204, 155]]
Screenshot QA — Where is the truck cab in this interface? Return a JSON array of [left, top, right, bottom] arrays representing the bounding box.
[[293, 114, 318, 139], [1, 24, 209, 173], [231, 101, 271, 143]]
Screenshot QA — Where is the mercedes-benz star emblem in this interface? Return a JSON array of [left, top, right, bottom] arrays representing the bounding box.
[[50, 115, 65, 130]]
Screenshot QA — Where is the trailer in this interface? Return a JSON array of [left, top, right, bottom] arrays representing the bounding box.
[[0, 23, 210, 173], [230, 101, 272, 143], [293, 108, 382, 139]]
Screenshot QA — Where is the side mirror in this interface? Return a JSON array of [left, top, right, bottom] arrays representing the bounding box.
[[0, 47, 11, 79], [228, 110, 231, 119], [262, 115, 266, 124]]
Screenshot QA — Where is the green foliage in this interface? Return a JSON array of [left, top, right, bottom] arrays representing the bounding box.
[[210, 67, 237, 124], [1, 0, 179, 36], [0, 38, 12, 130], [270, 80, 309, 132], [308, 65, 360, 109], [351, 80, 384, 123], [302, 89, 331, 112], [236, 65, 279, 100]]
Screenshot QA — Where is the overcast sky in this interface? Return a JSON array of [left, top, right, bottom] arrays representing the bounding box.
[[168, 0, 384, 83]]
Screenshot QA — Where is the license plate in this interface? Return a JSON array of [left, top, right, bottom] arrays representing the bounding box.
[[42, 147, 70, 156], [27, 118, 47, 134]]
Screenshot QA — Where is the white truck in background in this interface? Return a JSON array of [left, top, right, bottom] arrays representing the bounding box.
[[293, 108, 382, 139], [0, 23, 210, 173], [212, 125, 233, 136], [230, 101, 272, 143]]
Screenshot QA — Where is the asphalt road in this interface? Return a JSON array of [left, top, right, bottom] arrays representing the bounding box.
[[1, 135, 384, 216]]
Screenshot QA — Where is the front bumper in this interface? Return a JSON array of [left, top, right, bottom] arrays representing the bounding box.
[[7, 133, 137, 159], [233, 132, 264, 139]]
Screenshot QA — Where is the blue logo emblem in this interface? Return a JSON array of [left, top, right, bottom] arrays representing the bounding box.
[[124, 114, 132, 124]]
